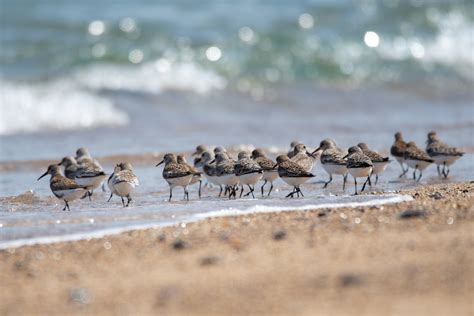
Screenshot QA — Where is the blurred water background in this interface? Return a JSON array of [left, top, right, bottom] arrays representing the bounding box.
[[0, 0, 473, 160]]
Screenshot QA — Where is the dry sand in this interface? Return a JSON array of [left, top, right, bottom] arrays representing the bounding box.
[[1, 182, 473, 315]]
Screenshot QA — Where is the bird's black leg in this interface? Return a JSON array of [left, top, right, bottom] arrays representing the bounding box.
[[121, 196, 125, 207], [437, 165, 441, 177], [239, 185, 244, 198], [107, 192, 113, 202], [62, 202, 67, 211], [417, 170, 422, 182], [413, 166, 417, 180], [261, 180, 267, 197], [126, 195, 132, 207], [354, 178, 358, 195], [398, 161, 406, 178], [218, 185, 223, 198], [267, 182, 273, 196], [342, 174, 347, 190], [88, 190, 93, 201], [375, 174, 379, 185], [66, 201, 70, 211], [286, 187, 296, 198], [445, 166, 450, 178], [297, 186, 304, 197], [250, 185, 255, 198], [323, 174, 332, 188], [361, 176, 371, 192], [169, 187, 173, 202], [198, 180, 202, 199]]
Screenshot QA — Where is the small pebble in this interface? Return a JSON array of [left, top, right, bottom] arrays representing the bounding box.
[[339, 274, 363, 287], [273, 230, 287, 241], [398, 210, 427, 219], [430, 192, 443, 200], [200, 255, 220, 266], [172, 239, 187, 250]]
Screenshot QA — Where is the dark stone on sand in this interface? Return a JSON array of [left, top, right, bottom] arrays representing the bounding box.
[[157, 234, 166, 242], [69, 288, 92, 305], [273, 230, 287, 241], [431, 192, 443, 200], [398, 210, 427, 219], [172, 239, 187, 250], [317, 211, 326, 217], [200, 255, 220, 266], [338, 274, 363, 287]]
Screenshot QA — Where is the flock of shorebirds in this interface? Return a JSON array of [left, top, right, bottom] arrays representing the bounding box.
[[37, 131, 464, 211]]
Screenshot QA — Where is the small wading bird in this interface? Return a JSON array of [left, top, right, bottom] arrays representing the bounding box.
[[107, 162, 139, 207], [38, 164, 91, 211], [425, 131, 464, 178], [344, 146, 373, 195], [275, 155, 315, 198], [390, 132, 408, 178], [177, 154, 202, 198], [234, 151, 263, 198], [251, 148, 278, 196], [312, 139, 348, 190], [357, 143, 390, 185], [156, 153, 200, 201], [404, 142, 434, 182]]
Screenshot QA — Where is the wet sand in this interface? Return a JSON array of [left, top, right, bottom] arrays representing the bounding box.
[[1, 181, 473, 315]]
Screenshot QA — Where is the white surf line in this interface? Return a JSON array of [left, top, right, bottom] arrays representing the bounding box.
[[0, 194, 413, 250], [192, 194, 414, 219]]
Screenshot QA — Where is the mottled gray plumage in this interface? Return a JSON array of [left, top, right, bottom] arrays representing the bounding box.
[[276, 155, 314, 178], [215, 153, 235, 176], [252, 149, 276, 171], [426, 131, 463, 157], [357, 143, 389, 163], [346, 146, 373, 169], [234, 152, 262, 176], [290, 144, 314, 172], [390, 132, 407, 158], [404, 142, 434, 162]]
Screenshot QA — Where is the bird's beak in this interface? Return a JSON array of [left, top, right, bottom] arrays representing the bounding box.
[[272, 163, 278, 169], [37, 171, 48, 181], [209, 159, 215, 164], [306, 151, 317, 159], [312, 146, 321, 155], [342, 154, 348, 159], [57, 161, 62, 166], [195, 157, 201, 163], [155, 160, 164, 167], [192, 151, 198, 156]]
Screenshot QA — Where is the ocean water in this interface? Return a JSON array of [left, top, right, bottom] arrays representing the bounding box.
[[0, 1, 473, 247]]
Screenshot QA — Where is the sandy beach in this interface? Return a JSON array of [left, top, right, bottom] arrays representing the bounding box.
[[1, 181, 472, 315]]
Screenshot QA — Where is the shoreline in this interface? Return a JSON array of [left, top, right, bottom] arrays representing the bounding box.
[[1, 181, 472, 315]]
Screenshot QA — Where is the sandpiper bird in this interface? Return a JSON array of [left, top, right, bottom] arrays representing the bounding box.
[[290, 143, 316, 172], [252, 148, 278, 196], [156, 153, 198, 201], [214, 152, 240, 199], [404, 142, 434, 182], [426, 131, 464, 178], [357, 143, 390, 185], [200, 151, 224, 197], [192, 144, 209, 167], [177, 154, 202, 198], [58, 156, 78, 179], [312, 139, 348, 190], [390, 132, 408, 178], [275, 155, 315, 198], [344, 146, 373, 195], [73, 148, 107, 199], [234, 151, 263, 198], [287, 140, 300, 158], [107, 162, 139, 207], [38, 165, 90, 211]]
